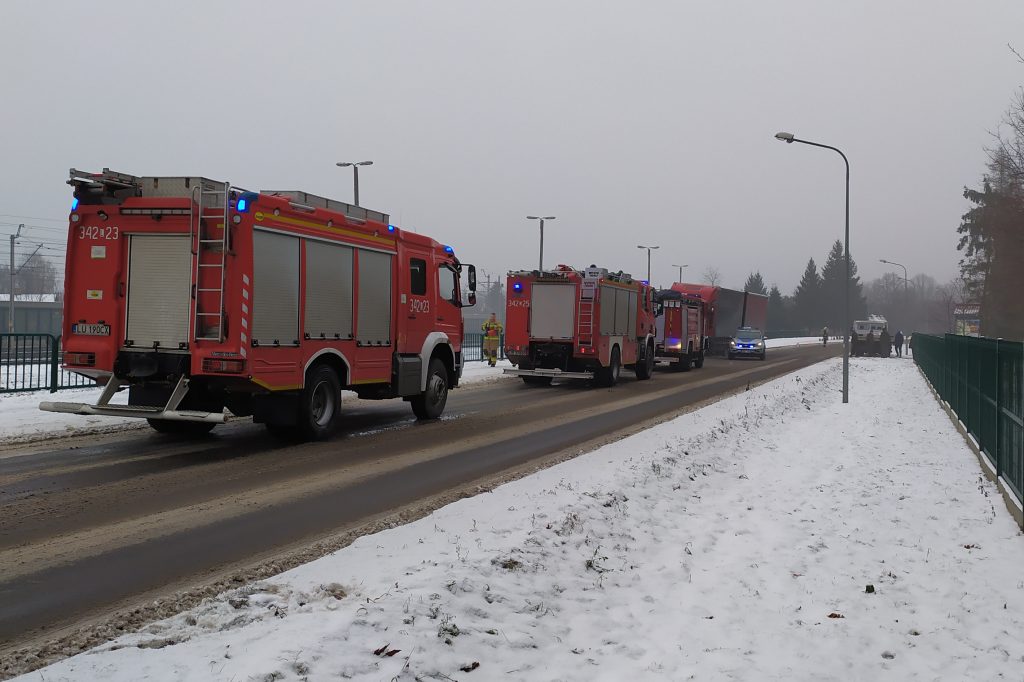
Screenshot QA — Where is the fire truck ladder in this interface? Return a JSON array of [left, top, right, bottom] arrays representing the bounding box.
[[190, 181, 231, 342], [577, 298, 595, 347]]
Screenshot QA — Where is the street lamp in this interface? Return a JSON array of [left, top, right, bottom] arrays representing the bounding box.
[[526, 216, 556, 271], [775, 131, 851, 404], [672, 263, 688, 283], [637, 245, 660, 283], [8, 223, 23, 332], [335, 161, 373, 206], [879, 258, 908, 305]]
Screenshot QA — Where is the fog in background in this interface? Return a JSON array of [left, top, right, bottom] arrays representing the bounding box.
[[2, 0, 1022, 293]]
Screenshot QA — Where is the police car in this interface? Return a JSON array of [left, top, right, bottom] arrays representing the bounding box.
[[728, 327, 766, 360]]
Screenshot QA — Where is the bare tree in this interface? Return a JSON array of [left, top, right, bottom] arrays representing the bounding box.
[[937, 278, 969, 334], [702, 266, 721, 287]]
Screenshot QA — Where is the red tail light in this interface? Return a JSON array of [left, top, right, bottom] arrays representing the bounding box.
[[65, 352, 96, 366], [202, 358, 245, 374]]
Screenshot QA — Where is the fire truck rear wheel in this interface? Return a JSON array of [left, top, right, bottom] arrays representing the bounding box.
[[298, 364, 342, 440], [694, 352, 705, 369], [595, 346, 621, 387], [145, 419, 216, 436], [634, 341, 654, 380], [411, 357, 449, 420], [522, 376, 552, 387]]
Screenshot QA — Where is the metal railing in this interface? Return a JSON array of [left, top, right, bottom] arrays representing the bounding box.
[[914, 333, 1023, 504], [463, 332, 505, 363], [0, 334, 96, 393]]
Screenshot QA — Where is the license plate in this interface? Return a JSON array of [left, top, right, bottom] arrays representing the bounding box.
[[73, 323, 110, 336]]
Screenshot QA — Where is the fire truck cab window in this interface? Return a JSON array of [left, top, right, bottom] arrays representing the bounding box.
[[410, 258, 427, 295], [438, 265, 458, 304]]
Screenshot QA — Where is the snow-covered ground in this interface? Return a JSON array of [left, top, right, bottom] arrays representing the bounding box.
[[766, 335, 824, 348], [14, 357, 1023, 681]]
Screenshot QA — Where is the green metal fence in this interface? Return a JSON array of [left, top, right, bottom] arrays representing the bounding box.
[[913, 333, 1023, 503], [0, 334, 96, 393], [463, 332, 505, 363]]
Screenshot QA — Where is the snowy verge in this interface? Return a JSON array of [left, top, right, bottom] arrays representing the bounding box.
[[18, 358, 1024, 681], [765, 335, 825, 348]]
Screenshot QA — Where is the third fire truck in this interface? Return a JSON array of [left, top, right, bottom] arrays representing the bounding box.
[[41, 168, 476, 440], [653, 289, 707, 370], [503, 265, 656, 386]]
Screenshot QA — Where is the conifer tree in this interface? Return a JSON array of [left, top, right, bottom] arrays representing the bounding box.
[[743, 271, 768, 296], [792, 258, 821, 330], [820, 240, 867, 330], [767, 285, 787, 331]]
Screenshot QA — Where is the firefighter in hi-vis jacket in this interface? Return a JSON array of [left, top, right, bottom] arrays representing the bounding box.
[[481, 312, 503, 367]]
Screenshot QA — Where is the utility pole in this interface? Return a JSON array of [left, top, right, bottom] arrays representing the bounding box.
[[9, 224, 23, 333]]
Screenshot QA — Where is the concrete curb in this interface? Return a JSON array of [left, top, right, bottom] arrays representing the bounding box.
[[914, 364, 1024, 530]]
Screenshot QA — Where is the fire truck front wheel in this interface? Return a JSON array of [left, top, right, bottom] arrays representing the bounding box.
[[411, 357, 449, 420], [634, 341, 655, 380], [297, 364, 343, 440]]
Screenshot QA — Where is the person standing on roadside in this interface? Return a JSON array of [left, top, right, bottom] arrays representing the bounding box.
[[893, 329, 904, 358], [822, 326, 829, 346], [481, 312, 503, 367]]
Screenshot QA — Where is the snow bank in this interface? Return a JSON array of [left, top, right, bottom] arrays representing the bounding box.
[[19, 357, 1024, 681]]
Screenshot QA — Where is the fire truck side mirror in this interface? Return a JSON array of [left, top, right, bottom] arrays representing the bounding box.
[[466, 264, 477, 291], [466, 291, 477, 307]]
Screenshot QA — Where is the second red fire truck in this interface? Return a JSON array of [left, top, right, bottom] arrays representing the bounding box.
[[41, 168, 476, 440], [653, 289, 707, 370], [502, 265, 656, 386]]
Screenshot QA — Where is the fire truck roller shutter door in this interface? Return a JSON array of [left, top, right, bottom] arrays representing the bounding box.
[[599, 285, 615, 336], [624, 290, 637, 337], [614, 289, 629, 336], [530, 283, 575, 339], [126, 234, 191, 349], [357, 249, 392, 345], [304, 241, 353, 340], [253, 231, 300, 346]]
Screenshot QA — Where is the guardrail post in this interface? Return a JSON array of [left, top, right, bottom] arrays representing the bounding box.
[[49, 334, 59, 393]]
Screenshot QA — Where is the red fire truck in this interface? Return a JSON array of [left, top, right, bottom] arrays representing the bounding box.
[[670, 283, 768, 355], [503, 265, 656, 386], [40, 169, 476, 440], [653, 289, 707, 371]]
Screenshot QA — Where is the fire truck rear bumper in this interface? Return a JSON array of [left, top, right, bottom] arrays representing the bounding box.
[[503, 367, 595, 380], [38, 401, 227, 423], [39, 375, 227, 424]]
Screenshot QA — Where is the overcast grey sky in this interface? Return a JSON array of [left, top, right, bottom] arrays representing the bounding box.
[[2, 1, 1022, 292]]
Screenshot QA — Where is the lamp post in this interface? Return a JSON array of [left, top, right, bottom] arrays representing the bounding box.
[[526, 216, 556, 271], [335, 161, 373, 206], [879, 259, 908, 318], [8, 223, 23, 333], [637, 245, 659, 283], [672, 263, 688, 283], [775, 131, 850, 404]]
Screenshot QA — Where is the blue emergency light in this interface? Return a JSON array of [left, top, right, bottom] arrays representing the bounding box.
[[235, 191, 259, 213], [513, 281, 522, 291], [387, 224, 396, 232], [71, 198, 79, 211], [444, 245, 454, 253]]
